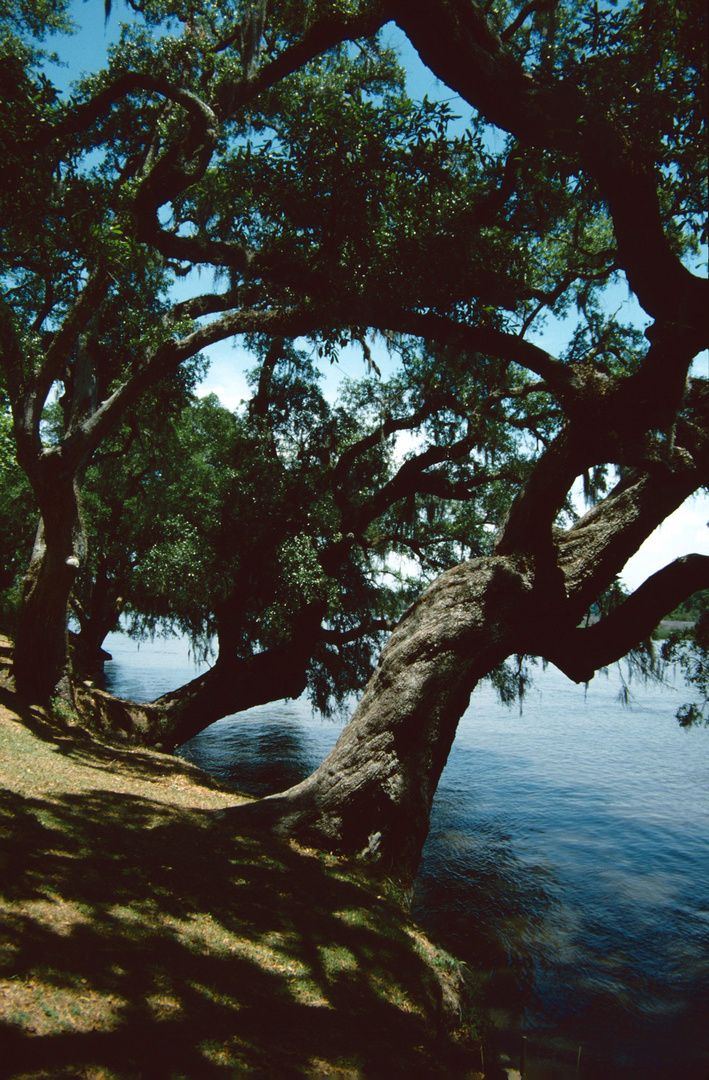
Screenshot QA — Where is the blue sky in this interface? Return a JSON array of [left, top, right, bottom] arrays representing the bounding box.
[[45, 0, 709, 593]]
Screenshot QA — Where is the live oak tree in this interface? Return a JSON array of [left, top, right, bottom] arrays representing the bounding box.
[[1, 0, 707, 882], [2, 0, 485, 701], [1, 0, 539, 715], [72, 349, 422, 743], [67, 330, 529, 749]]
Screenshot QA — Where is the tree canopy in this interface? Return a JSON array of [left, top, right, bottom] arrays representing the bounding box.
[[0, 0, 707, 873]]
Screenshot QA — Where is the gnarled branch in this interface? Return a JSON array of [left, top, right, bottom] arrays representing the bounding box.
[[546, 554, 709, 682]]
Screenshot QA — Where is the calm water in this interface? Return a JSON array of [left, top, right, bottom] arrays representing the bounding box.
[[104, 633, 709, 1078]]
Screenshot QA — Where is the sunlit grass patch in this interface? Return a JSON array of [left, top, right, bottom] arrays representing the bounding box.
[[0, 976, 124, 1035], [0, 897, 93, 937], [365, 968, 427, 1016], [317, 943, 359, 979], [0, 697, 484, 1076], [144, 990, 185, 1021], [332, 904, 383, 932]]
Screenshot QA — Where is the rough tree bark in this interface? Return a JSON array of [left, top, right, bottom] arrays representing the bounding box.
[[227, 445, 708, 885], [13, 470, 86, 700]]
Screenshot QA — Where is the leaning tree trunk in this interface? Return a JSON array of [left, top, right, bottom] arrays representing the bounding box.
[[226, 448, 706, 885], [13, 475, 86, 702], [228, 556, 531, 883]]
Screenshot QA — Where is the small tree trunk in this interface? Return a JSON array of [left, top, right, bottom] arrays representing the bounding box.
[[228, 556, 531, 884], [13, 478, 86, 701]]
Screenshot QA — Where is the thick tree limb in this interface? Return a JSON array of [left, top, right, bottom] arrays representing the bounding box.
[[40, 74, 219, 148], [167, 291, 242, 322], [502, 0, 557, 42], [557, 466, 704, 621], [390, 0, 707, 334], [368, 307, 579, 400], [320, 619, 396, 645], [546, 555, 709, 682], [74, 306, 323, 463], [76, 605, 328, 750], [32, 267, 110, 437], [341, 431, 484, 537], [413, 467, 518, 501], [0, 300, 27, 414], [331, 395, 454, 496], [249, 337, 286, 421]]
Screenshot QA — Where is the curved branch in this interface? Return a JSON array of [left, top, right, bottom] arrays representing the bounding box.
[[38, 267, 110, 423], [494, 423, 589, 560], [75, 305, 323, 464], [497, 360, 709, 571], [43, 74, 218, 146], [415, 466, 518, 500], [557, 463, 703, 619], [390, 0, 707, 335], [213, 4, 391, 119], [332, 394, 453, 495], [136, 228, 253, 272], [344, 429, 482, 536], [368, 307, 578, 399], [546, 554, 709, 682], [502, 0, 557, 42], [167, 291, 242, 322], [2, 268, 110, 476]]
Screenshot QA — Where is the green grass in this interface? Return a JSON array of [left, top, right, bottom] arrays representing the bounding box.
[[0, 683, 485, 1078]]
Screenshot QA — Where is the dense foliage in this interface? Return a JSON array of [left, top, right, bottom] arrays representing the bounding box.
[[0, 0, 706, 735]]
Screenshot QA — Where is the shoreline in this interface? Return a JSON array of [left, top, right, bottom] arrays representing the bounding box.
[[0, 666, 489, 1078]]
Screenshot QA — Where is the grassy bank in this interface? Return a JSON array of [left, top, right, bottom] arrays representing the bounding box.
[[0, 647, 486, 1078]]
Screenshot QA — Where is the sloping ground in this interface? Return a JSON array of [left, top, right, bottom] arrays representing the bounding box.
[[0, 672, 484, 1078]]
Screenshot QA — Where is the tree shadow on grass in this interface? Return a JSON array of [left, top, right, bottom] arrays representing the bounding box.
[[0, 781, 482, 1079], [0, 685, 231, 791]]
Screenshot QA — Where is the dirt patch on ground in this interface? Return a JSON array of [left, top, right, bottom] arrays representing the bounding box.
[[0, 668, 485, 1078]]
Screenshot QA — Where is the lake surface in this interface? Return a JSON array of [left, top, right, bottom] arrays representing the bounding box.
[[103, 633, 709, 1078]]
